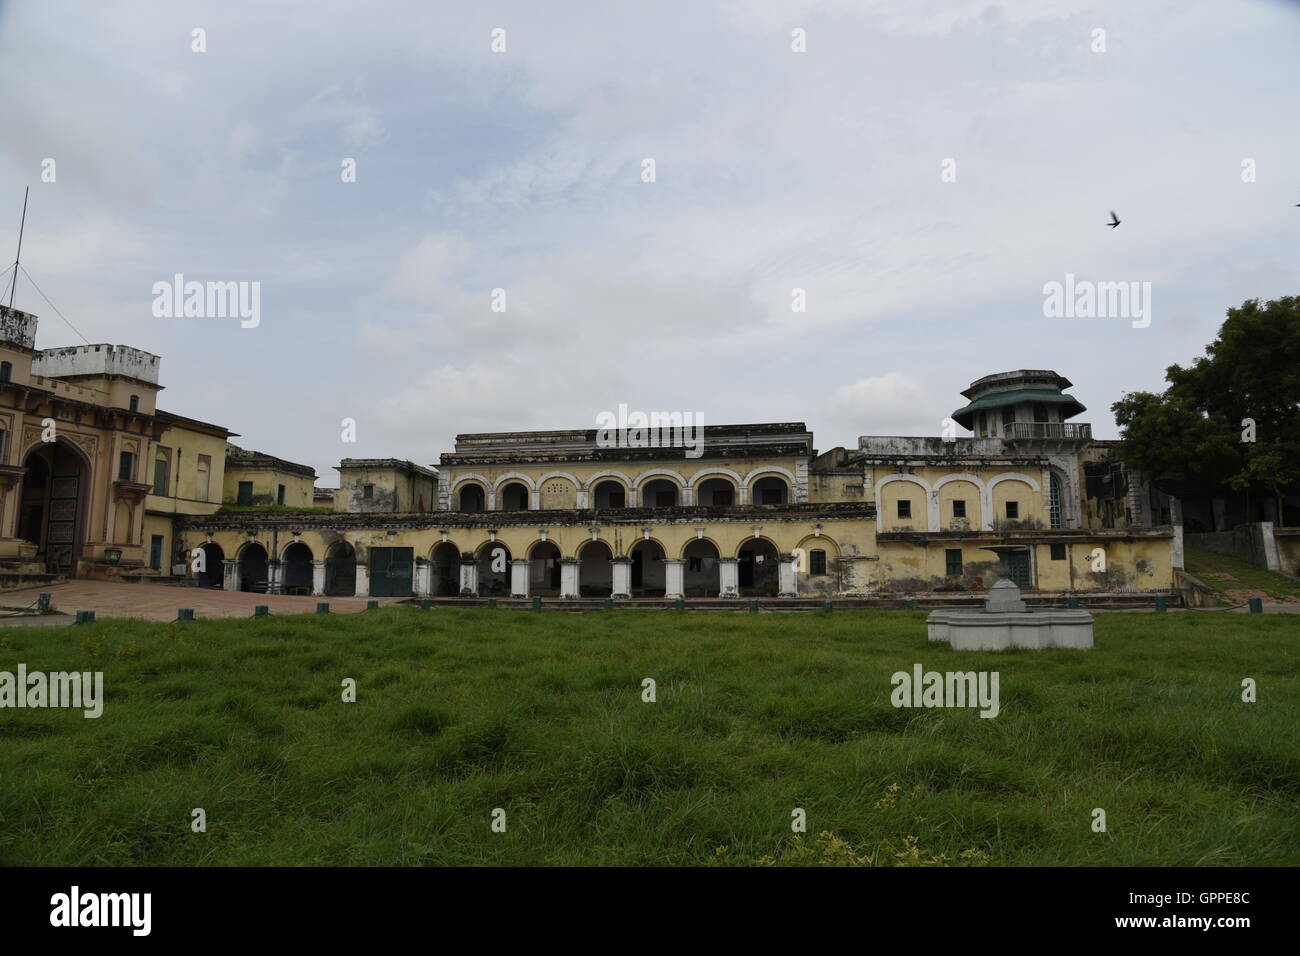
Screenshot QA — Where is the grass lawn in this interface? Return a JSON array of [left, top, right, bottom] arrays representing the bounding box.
[[1185, 546, 1300, 604], [1, 607, 1297, 866]]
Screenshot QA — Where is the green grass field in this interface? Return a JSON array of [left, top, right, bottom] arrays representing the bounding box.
[[1, 607, 1297, 866]]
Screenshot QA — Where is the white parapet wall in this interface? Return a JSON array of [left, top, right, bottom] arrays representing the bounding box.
[[32, 344, 161, 384]]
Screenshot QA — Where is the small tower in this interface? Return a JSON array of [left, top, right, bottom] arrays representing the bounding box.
[[951, 370, 1089, 440]]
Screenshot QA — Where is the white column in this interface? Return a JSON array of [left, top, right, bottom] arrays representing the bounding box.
[[719, 558, 739, 598], [778, 553, 798, 597], [511, 559, 530, 598], [414, 559, 432, 597], [354, 564, 370, 598], [664, 559, 685, 600], [267, 560, 283, 595], [611, 558, 631, 599], [459, 559, 478, 597], [560, 558, 580, 599], [222, 559, 239, 591], [311, 560, 325, 596]]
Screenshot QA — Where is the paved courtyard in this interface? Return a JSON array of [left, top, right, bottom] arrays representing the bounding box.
[[0, 580, 405, 626]]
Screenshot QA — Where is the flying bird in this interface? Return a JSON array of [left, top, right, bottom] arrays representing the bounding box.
[[1107, 211, 1121, 228]]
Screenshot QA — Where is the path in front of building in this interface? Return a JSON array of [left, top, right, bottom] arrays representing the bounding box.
[[0, 580, 404, 626], [3, 581, 1299, 628]]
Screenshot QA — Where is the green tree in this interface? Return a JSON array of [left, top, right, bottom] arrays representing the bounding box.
[[1111, 296, 1300, 521]]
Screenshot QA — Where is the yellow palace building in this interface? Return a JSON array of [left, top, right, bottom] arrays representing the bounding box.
[[178, 372, 1179, 602], [0, 302, 1176, 601]]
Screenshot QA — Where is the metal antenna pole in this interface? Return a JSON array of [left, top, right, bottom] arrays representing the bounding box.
[[9, 186, 28, 308]]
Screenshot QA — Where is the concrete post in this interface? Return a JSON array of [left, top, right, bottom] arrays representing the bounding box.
[[311, 560, 325, 596], [414, 560, 432, 597], [511, 559, 530, 598], [610, 558, 631, 599], [664, 559, 685, 600], [459, 559, 478, 597], [222, 559, 239, 592], [778, 553, 798, 597], [719, 558, 739, 598], [354, 564, 369, 598], [559, 558, 581, 599]]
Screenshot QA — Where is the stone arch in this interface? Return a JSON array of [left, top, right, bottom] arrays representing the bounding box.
[[527, 539, 562, 593], [536, 472, 578, 509], [744, 466, 798, 505], [934, 473, 985, 531], [324, 540, 357, 596], [577, 539, 613, 596], [475, 540, 512, 596], [794, 534, 840, 594], [498, 480, 531, 512], [630, 469, 688, 506], [682, 537, 721, 597], [875, 474, 932, 532], [430, 541, 460, 596], [748, 472, 792, 506], [737, 536, 780, 596], [691, 471, 742, 507], [629, 536, 666, 595], [986, 472, 1042, 529], [452, 478, 488, 513], [18, 436, 93, 576], [237, 541, 269, 592], [583, 470, 634, 509], [195, 541, 224, 588], [589, 477, 630, 509], [281, 541, 313, 595]]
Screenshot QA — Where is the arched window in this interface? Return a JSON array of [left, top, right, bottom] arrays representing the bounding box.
[[1048, 472, 1063, 529]]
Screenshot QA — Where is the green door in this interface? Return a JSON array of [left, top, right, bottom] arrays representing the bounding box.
[[1006, 551, 1033, 589], [369, 547, 413, 597]]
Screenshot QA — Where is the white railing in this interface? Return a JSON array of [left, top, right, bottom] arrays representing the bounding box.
[[1004, 422, 1091, 440]]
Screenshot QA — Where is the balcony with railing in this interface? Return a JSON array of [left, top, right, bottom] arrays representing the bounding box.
[[1004, 421, 1091, 440]]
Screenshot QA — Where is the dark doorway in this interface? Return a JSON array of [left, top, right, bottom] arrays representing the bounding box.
[[739, 539, 779, 596], [431, 542, 459, 596], [197, 542, 224, 588], [239, 543, 269, 592], [282, 542, 313, 595], [325, 541, 357, 596], [19, 440, 88, 576]]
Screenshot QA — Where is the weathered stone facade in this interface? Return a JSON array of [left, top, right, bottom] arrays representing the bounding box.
[[176, 373, 1179, 601]]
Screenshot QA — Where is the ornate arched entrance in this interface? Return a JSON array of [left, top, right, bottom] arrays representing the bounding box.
[[18, 439, 90, 576]]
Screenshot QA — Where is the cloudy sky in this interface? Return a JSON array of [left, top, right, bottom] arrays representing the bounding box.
[[1, 0, 1297, 485]]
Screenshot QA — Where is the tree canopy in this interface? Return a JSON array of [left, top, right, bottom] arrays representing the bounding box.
[[1111, 296, 1300, 509]]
